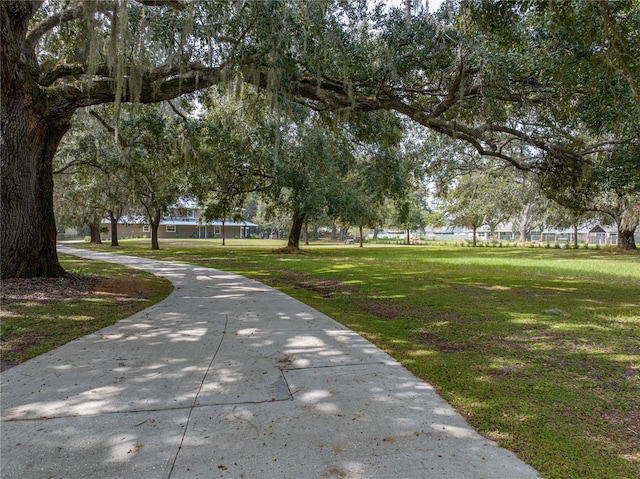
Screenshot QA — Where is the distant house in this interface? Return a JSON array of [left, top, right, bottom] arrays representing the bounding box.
[[419, 223, 634, 245], [466, 223, 623, 245], [101, 204, 256, 241]]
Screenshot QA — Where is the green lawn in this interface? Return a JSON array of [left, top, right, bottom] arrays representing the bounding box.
[[54, 241, 640, 477]]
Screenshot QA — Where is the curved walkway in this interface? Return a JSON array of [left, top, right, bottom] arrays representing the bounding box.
[[1, 247, 540, 478]]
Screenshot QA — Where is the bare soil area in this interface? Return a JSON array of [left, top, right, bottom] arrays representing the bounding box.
[[1, 274, 99, 304]]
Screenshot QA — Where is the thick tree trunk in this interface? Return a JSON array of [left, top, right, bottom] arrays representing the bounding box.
[[617, 226, 637, 250], [89, 220, 103, 245], [109, 213, 120, 247], [1, 4, 70, 278], [472, 225, 478, 247], [1, 111, 71, 277], [359, 225, 364, 247], [287, 211, 305, 249], [406, 229, 410, 245]]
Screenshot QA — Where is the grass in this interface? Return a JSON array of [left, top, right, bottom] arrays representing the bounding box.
[[0, 253, 173, 367], [29, 240, 640, 477]]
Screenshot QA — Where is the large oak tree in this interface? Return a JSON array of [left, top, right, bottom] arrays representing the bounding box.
[[1, 0, 255, 277]]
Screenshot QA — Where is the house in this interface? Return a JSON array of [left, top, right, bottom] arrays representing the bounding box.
[[417, 222, 636, 245], [464, 223, 626, 245], [101, 203, 256, 241]]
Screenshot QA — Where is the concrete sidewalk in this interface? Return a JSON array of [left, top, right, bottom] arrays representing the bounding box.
[[1, 247, 540, 478]]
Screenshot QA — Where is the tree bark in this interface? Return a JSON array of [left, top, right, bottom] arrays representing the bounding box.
[[109, 213, 120, 247], [1, 109, 70, 277], [519, 204, 531, 243], [359, 225, 364, 247], [617, 226, 637, 250], [151, 220, 160, 250], [472, 225, 478, 247], [287, 210, 305, 249], [599, 206, 638, 250], [145, 208, 162, 251], [89, 220, 102, 244], [1, 3, 68, 277]]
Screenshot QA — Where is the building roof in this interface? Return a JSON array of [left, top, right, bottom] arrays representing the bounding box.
[[164, 218, 257, 227], [102, 216, 256, 227]]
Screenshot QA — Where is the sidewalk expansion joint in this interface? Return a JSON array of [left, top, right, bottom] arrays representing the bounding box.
[[163, 313, 230, 479]]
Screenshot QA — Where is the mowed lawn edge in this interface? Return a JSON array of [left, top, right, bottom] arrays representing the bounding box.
[[29, 241, 640, 478]]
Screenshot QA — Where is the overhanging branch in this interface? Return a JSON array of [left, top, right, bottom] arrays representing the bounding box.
[[53, 64, 228, 111], [135, 0, 185, 11], [26, 5, 86, 49]]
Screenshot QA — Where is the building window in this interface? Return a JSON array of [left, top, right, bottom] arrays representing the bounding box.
[[214, 226, 221, 235], [166, 224, 176, 233], [142, 225, 150, 233]]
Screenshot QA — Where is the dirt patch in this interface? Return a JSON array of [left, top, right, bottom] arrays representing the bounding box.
[[359, 300, 475, 323], [270, 270, 359, 299], [359, 300, 407, 320], [272, 246, 308, 255], [1, 274, 99, 304], [1, 274, 151, 307], [413, 331, 477, 353], [294, 278, 357, 299]]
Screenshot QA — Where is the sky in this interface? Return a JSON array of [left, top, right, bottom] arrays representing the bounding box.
[[425, 0, 445, 13], [385, 0, 446, 13]]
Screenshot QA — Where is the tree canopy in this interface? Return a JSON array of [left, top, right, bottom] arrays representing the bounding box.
[[2, 0, 639, 277]]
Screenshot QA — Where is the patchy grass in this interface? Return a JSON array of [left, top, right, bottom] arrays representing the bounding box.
[[0, 253, 173, 369], [65, 240, 640, 478]]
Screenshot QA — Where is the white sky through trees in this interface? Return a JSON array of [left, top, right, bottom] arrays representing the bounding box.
[[384, 0, 445, 13]]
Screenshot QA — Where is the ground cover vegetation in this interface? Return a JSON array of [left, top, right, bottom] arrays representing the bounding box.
[[0, 253, 173, 370], [3, 0, 640, 278], [69, 239, 640, 479]]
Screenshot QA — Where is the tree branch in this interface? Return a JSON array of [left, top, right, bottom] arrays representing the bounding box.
[[430, 54, 467, 118], [53, 159, 105, 175], [135, 0, 185, 11], [52, 63, 227, 112], [39, 62, 110, 87], [89, 110, 116, 135], [167, 100, 189, 121], [26, 4, 112, 50]]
